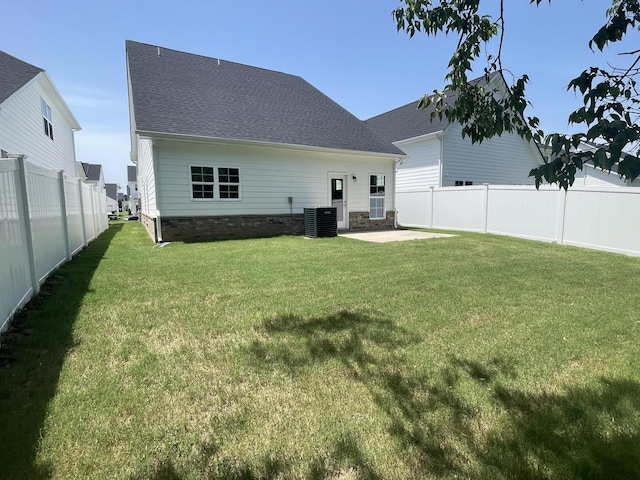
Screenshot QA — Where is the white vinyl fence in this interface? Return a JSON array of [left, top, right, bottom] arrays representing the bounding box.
[[0, 157, 107, 335], [396, 184, 640, 256]]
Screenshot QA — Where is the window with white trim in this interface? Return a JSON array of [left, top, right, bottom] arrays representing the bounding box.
[[369, 174, 385, 220], [190, 166, 240, 200], [41, 98, 53, 140]]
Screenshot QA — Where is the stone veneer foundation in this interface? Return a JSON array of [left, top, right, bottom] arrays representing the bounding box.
[[140, 211, 395, 242]]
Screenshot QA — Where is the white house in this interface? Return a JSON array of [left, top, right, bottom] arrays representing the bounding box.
[[81, 162, 105, 189], [127, 165, 138, 214], [105, 183, 118, 213], [126, 41, 404, 242], [366, 72, 543, 192], [0, 50, 81, 172], [538, 140, 639, 188]]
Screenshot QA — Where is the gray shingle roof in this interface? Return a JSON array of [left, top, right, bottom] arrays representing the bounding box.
[[0, 50, 43, 104], [365, 74, 492, 144], [105, 183, 118, 200], [126, 41, 403, 156], [82, 162, 102, 181]]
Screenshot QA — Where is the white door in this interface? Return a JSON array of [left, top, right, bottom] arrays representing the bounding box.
[[330, 175, 347, 229]]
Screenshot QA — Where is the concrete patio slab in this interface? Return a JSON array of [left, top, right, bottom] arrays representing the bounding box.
[[339, 230, 457, 243]]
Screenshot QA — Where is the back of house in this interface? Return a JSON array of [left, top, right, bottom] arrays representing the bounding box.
[[126, 40, 404, 242]]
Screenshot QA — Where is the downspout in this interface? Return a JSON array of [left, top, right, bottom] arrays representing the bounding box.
[[151, 139, 163, 243]]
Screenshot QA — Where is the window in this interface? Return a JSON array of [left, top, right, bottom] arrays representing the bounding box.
[[190, 165, 240, 200], [369, 174, 385, 220], [191, 166, 214, 199], [454, 180, 473, 186], [41, 98, 53, 140], [218, 167, 240, 199]]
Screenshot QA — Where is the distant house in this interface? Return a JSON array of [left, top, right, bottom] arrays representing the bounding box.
[[366, 72, 543, 192], [81, 162, 105, 189], [0, 50, 81, 173], [105, 183, 118, 213], [127, 165, 138, 214], [126, 41, 404, 242], [538, 140, 639, 188]]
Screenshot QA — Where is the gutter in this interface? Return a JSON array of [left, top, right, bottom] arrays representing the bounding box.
[[135, 130, 406, 160]]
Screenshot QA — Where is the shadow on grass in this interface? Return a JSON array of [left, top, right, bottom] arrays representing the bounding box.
[[235, 310, 640, 479], [0, 224, 122, 480]]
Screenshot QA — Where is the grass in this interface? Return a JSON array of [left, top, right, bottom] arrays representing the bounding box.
[[1, 222, 639, 479]]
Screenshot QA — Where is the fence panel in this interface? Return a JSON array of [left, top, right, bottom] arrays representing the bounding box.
[[65, 175, 85, 255], [432, 186, 485, 232], [563, 187, 640, 255], [0, 160, 32, 332], [26, 163, 68, 282], [486, 186, 561, 242], [396, 184, 640, 256], [396, 190, 431, 228], [0, 158, 108, 336]]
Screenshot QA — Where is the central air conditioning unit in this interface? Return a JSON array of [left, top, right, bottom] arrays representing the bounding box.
[[304, 207, 337, 238]]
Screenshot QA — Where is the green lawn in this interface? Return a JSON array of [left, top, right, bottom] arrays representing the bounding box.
[[1, 222, 639, 479]]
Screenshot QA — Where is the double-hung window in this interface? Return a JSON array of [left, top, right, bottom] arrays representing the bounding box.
[[41, 98, 53, 140], [190, 166, 240, 200], [369, 174, 385, 220]]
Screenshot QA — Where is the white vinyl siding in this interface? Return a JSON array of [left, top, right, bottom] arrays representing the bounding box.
[[441, 123, 542, 187], [152, 139, 395, 217], [136, 136, 157, 216], [395, 136, 441, 192], [0, 73, 77, 175]]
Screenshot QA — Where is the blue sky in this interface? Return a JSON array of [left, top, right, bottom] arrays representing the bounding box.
[[4, 0, 635, 188]]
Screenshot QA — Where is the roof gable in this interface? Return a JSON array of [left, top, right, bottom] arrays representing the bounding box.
[[365, 73, 500, 144], [0, 50, 43, 104], [82, 162, 103, 181], [126, 41, 403, 156]]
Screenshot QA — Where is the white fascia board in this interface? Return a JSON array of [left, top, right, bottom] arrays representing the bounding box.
[[39, 72, 82, 131], [394, 130, 445, 148], [136, 130, 406, 161]]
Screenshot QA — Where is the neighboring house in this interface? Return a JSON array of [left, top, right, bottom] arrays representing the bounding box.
[[0, 50, 81, 172], [127, 165, 138, 214], [538, 140, 639, 188], [81, 162, 105, 189], [126, 40, 404, 242], [366, 72, 543, 192], [105, 183, 118, 213], [118, 192, 125, 212]]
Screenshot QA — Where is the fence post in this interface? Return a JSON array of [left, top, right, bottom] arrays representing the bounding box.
[[555, 188, 568, 245], [482, 183, 490, 233], [15, 157, 40, 295], [58, 171, 72, 261], [428, 186, 434, 229]]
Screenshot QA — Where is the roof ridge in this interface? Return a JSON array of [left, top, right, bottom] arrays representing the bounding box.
[[125, 40, 303, 82]]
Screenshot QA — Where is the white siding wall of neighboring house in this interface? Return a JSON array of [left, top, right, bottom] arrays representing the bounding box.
[[574, 165, 639, 188], [136, 136, 156, 217], [0, 73, 78, 174], [441, 123, 542, 186], [395, 135, 441, 192], [153, 139, 395, 217]]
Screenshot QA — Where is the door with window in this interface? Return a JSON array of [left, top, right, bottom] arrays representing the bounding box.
[[330, 175, 347, 229]]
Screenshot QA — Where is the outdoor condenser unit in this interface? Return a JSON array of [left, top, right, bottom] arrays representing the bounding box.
[[304, 207, 337, 238]]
